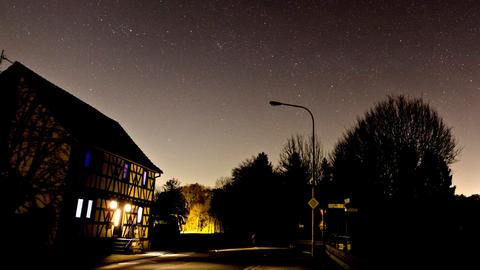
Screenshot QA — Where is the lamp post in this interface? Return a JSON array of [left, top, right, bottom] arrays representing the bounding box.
[[269, 100, 316, 256]]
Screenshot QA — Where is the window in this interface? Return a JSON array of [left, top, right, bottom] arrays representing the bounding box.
[[123, 163, 129, 179], [143, 170, 148, 185], [84, 150, 91, 168], [75, 198, 84, 218], [86, 200, 93, 218], [137, 207, 143, 223]]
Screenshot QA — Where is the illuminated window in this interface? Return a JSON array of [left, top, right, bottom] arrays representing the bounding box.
[[84, 150, 91, 168], [86, 200, 93, 218], [75, 198, 84, 218], [143, 171, 148, 185], [123, 163, 129, 179], [124, 203, 132, 212], [137, 207, 143, 223]]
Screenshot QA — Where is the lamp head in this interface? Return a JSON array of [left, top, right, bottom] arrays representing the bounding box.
[[269, 101, 283, 106]]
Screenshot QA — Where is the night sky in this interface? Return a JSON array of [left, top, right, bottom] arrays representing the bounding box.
[[1, 0, 479, 195]]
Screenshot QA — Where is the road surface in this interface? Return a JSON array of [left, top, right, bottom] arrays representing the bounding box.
[[95, 247, 341, 270]]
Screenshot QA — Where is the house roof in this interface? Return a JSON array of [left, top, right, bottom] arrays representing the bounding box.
[[1, 62, 162, 173]]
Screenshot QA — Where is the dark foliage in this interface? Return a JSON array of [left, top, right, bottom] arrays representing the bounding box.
[[152, 179, 188, 228], [330, 95, 460, 266], [332, 95, 458, 204], [278, 150, 310, 240], [210, 153, 282, 244], [151, 179, 188, 248], [210, 136, 334, 246]]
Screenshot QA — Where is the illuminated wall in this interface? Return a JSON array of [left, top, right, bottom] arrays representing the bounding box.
[[75, 150, 157, 247]]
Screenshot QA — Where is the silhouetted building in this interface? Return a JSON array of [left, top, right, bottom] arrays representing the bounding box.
[[0, 62, 162, 253]]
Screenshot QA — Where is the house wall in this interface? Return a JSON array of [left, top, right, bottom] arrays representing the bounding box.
[[3, 77, 72, 248], [71, 149, 156, 249]]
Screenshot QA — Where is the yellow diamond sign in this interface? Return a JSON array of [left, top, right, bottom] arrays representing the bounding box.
[[308, 198, 319, 209]]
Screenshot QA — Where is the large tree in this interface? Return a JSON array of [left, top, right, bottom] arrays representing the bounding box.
[[150, 179, 188, 249], [151, 179, 188, 232], [330, 95, 459, 264], [277, 135, 318, 240], [332, 95, 458, 204], [210, 153, 279, 243]]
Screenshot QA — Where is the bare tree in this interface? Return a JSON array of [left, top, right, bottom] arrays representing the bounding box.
[[279, 134, 324, 184]]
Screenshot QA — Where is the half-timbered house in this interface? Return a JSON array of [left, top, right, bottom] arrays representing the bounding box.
[[0, 62, 162, 253]]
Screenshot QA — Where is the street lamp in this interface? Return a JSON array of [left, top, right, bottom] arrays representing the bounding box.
[[269, 100, 317, 256]]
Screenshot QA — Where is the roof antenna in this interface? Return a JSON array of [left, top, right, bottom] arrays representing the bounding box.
[[1, 50, 13, 65]]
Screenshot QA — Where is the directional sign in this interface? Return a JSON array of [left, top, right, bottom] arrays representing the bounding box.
[[308, 198, 319, 209], [328, 203, 345, 209]]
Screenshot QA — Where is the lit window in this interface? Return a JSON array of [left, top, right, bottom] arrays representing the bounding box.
[[123, 163, 129, 179], [124, 203, 132, 212], [75, 198, 84, 218], [84, 150, 91, 168], [86, 200, 93, 218], [137, 207, 143, 223], [143, 171, 147, 185]]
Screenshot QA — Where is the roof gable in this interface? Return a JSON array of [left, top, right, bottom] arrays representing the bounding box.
[[1, 62, 162, 173]]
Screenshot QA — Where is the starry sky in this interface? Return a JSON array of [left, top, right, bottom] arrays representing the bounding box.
[[1, 0, 479, 195]]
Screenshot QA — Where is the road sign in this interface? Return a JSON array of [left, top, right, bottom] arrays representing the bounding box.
[[308, 198, 319, 209], [328, 203, 345, 209], [346, 208, 359, 212]]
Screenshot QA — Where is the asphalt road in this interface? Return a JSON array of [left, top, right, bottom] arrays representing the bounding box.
[[95, 247, 341, 270]]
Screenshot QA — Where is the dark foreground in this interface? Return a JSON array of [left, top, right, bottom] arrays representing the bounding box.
[[7, 246, 341, 270]]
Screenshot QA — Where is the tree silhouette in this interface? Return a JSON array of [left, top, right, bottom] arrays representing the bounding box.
[[209, 177, 232, 234], [151, 179, 188, 234], [330, 95, 459, 265], [277, 138, 311, 241], [210, 137, 329, 245], [319, 157, 332, 183], [210, 153, 279, 244], [332, 95, 458, 204], [279, 134, 323, 183]]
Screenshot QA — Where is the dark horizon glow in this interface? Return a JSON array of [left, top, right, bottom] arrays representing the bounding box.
[[1, 1, 479, 195]]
